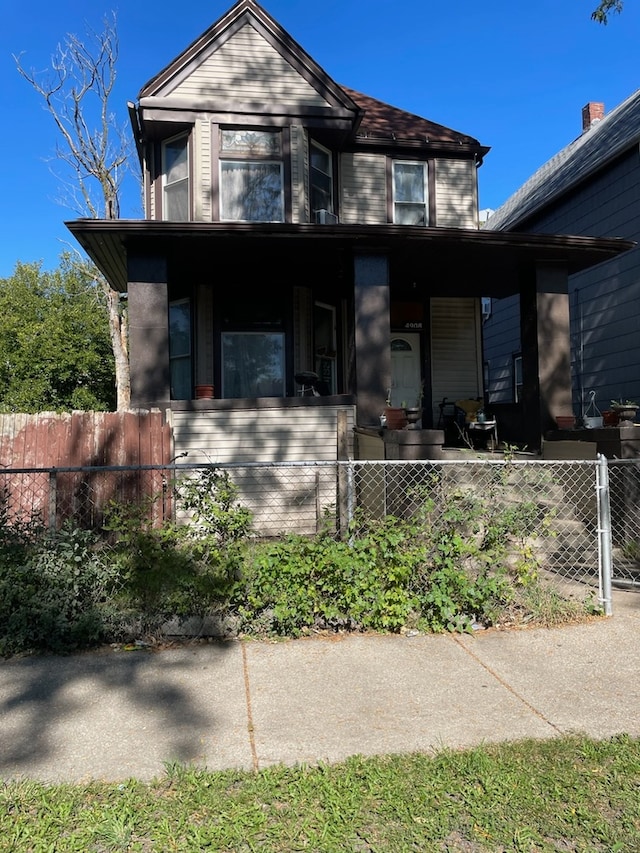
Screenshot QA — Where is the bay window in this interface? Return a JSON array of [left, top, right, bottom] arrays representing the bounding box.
[[219, 129, 284, 222], [393, 161, 428, 225]]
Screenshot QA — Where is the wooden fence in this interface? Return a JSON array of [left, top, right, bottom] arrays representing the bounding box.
[[0, 411, 173, 529], [0, 410, 172, 470]]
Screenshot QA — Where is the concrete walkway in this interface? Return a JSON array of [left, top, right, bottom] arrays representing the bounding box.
[[1, 589, 639, 783]]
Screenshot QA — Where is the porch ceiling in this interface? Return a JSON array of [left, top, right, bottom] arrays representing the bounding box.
[[65, 219, 634, 296]]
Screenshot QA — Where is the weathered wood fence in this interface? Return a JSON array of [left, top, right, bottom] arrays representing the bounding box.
[[0, 411, 172, 529]]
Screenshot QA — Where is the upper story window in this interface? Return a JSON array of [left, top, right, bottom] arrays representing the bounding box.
[[219, 129, 284, 222], [393, 161, 428, 225], [310, 142, 333, 216], [162, 134, 189, 221]]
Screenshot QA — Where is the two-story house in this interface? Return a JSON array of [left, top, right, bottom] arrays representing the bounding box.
[[67, 0, 630, 460]]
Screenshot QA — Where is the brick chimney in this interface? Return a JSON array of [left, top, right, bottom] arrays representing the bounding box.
[[582, 102, 604, 133]]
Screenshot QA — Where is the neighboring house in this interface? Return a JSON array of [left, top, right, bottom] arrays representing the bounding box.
[[484, 91, 640, 433], [67, 0, 630, 460]]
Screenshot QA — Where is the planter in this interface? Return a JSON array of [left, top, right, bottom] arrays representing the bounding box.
[[555, 415, 576, 430], [384, 407, 407, 430], [195, 384, 215, 399], [405, 407, 422, 425], [611, 405, 638, 424], [602, 410, 619, 427]]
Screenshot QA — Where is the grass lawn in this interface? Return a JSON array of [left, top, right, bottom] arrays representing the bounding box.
[[2, 734, 639, 851]]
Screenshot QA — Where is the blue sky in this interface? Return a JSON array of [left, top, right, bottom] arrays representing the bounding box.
[[1, 0, 639, 278]]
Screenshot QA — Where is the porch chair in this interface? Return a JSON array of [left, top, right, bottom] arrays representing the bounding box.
[[454, 399, 498, 450]]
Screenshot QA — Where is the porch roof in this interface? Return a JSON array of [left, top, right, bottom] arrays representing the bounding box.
[[66, 219, 633, 296]]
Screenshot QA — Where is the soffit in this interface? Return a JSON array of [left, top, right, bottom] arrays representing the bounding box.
[[66, 219, 633, 298]]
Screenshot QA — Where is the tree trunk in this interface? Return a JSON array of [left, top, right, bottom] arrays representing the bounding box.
[[102, 279, 130, 411]]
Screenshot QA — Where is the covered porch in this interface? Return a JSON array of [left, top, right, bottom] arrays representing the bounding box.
[[67, 219, 631, 455]]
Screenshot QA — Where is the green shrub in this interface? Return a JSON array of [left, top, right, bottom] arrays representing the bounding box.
[[0, 525, 118, 655]]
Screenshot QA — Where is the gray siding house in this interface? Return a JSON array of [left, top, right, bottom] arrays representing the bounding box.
[[484, 92, 640, 435], [66, 0, 629, 459]]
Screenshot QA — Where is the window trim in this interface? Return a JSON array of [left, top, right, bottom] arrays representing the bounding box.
[[217, 127, 286, 223], [161, 133, 190, 221], [310, 140, 334, 218], [391, 159, 429, 226]]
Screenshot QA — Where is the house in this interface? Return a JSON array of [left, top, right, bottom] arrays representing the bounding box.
[[66, 0, 631, 461], [483, 90, 640, 439]]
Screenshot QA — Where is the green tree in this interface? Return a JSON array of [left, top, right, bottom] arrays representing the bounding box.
[[0, 257, 116, 412], [591, 0, 624, 23]]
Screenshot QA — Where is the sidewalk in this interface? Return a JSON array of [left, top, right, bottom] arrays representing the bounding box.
[[1, 588, 639, 784]]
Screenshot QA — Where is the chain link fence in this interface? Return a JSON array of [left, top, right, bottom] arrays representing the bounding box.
[[0, 456, 633, 613]]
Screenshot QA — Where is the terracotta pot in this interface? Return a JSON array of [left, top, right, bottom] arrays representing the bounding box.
[[555, 415, 576, 430], [195, 385, 215, 399], [385, 407, 408, 430], [602, 410, 619, 427]]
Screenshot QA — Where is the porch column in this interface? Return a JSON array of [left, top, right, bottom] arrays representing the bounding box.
[[353, 253, 390, 427], [128, 254, 170, 408], [519, 263, 572, 450]]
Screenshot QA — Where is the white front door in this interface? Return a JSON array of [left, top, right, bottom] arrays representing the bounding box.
[[390, 333, 422, 408]]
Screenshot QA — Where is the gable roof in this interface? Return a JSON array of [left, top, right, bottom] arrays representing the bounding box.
[[485, 87, 640, 231], [138, 0, 359, 116]]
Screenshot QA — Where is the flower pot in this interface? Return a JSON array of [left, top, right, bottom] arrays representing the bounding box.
[[602, 410, 619, 427], [555, 415, 576, 430], [384, 407, 407, 430], [195, 384, 215, 399]]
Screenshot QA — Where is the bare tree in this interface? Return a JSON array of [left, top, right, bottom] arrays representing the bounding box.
[[15, 13, 132, 410]]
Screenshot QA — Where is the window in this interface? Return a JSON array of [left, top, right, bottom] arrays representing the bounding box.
[[220, 292, 286, 398], [219, 129, 283, 222], [222, 333, 285, 398], [169, 299, 191, 399], [314, 302, 337, 394], [393, 161, 428, 225], [310, 142, 333, 215], [162, 135, 189, 221]]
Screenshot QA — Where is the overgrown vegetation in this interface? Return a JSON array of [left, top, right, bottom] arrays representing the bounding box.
[[0, 466, 595, 657], [2, 734, 640, 851]]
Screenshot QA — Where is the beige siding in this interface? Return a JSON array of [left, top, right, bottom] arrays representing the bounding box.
[[340, 153, 387, 224], [197, 119, 212, 221], [430, 297, 482, 423], [434, 159, 478, 228], [171, 405, 355, 464], [171, 405, 355, 535], [169, 24, 330, 107]]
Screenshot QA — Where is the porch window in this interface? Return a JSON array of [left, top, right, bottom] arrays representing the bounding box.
[[169, 299, 191, 399], [219, 129, 283, 222], [310, 142, 333, 216], [221, 333, 285, 398], [393, 161, 428, 225], [162, 134, 189, 221]]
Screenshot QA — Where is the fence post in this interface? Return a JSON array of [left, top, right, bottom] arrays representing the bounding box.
[[596, 453, 613, 616], [48, 469, 57, 531], [338, 460, 355, 539]]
